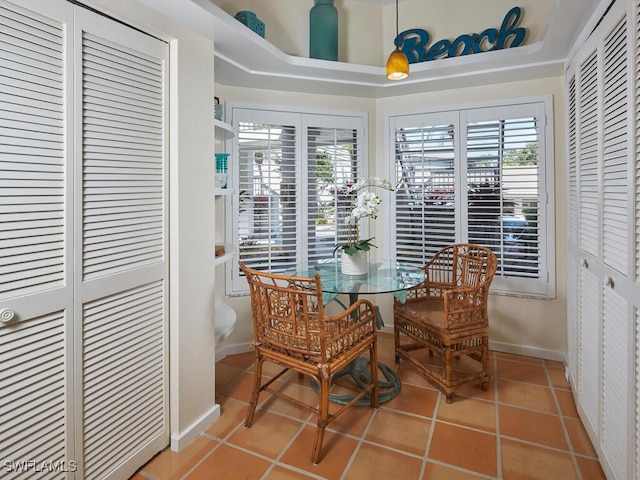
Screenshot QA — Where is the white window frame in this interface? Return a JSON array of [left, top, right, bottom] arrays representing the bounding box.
[[385, 96, 556, 298], [226, 103, 368, 295]]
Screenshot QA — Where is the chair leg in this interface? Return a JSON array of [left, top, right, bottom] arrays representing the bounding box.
[[311, 375, 331, 464], [481, 338, 490, 390], [394, 327, 400, 365], [370, 343, 379, 408], [444, 348, 454, 404], [244, 355, 264, 428]]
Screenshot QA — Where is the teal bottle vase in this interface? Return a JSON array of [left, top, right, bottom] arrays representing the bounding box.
[[310, 0, 338, 61]]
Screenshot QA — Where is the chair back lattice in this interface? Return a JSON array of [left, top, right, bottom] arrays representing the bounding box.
[[241, 265, 328, 361], [427, 243, 497, 292]]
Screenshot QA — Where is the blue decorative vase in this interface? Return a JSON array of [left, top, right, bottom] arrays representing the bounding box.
[[310, 0, 338, 61], [215, 153, 229, 173]]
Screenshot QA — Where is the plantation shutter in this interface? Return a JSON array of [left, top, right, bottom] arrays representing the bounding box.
[[393, 112, 457, 265], [75, 9, 168, 479], [463, 104, 547, 293], [228, 108, 366, 293], [465, 110, 541, 281], [233, 112, 300, 278], [306, 121, 362, 263], [0, 1, 72, 476], [391, 101, 551, 297]]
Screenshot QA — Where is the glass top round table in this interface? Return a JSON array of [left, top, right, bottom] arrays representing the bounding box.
[[284, 259, 426, 299], [285, 259, 425, 405]]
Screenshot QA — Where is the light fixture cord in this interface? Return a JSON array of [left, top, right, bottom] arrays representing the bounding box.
[[395, 0, 399, 45]]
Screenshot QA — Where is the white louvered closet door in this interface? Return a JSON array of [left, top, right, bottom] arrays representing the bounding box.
[[0, 1, 74, 477], [566, 1, 639, 479], [0, 1, 168, 478], [73, 8, 169, 480]]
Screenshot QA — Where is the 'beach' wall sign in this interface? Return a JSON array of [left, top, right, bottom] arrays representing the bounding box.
[[396, 6, 527, 64]]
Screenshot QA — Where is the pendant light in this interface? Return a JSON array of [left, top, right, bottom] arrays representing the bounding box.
[[386, 0, 409, 80]]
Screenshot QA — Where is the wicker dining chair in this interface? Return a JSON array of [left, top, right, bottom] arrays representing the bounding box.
[[239, 262, 379, 464], [393, 244, 497, 403]]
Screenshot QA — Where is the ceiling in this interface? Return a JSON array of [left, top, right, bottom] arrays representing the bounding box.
[[191, 0, 607, 98]]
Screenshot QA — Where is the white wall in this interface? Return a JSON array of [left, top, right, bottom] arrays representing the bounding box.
[[85, 0, 219, 449], [217, 75, 568, 361]]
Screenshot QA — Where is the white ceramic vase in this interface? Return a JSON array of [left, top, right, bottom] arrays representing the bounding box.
[[341, 250, 368, 276]]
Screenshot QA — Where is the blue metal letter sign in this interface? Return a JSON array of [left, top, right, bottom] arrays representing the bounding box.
[[396, 6, 527, 64]]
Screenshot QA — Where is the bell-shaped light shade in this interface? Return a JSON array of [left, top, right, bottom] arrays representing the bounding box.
[[386, 48, 409, 80]]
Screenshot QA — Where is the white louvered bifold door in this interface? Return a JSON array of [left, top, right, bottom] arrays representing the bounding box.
[[0, 1, 74, 478], [602, 17, 629, 275], [567, 1, 639, 479], [73, 9, 169, 480], [602, 284, 629, 480], [577, 266, 601, 438], [566, 72, 580, 386], [577, 48, 600, 258], [0, 1, 168, 478]]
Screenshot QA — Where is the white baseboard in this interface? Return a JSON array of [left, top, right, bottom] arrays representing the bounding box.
[[216, 336, 565, 364], [489, 340, 565, 362], [215, 341, 254, 362], [170, 403, 220, 452], [379, 327, 565, 363]]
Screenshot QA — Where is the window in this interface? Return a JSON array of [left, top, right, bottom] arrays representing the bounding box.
[[389, 98, 555, 298], [227, 106, 367, 294]]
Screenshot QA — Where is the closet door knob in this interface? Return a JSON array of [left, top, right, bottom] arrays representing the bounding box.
[[0, 308, 15, 323], [605, 276, 614, 288], [581, 258, 588, 268]]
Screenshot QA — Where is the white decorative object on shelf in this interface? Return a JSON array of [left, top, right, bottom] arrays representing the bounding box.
[[215, 172, 227, 189], [215, 302, 237, 342], [214, 243, 236, 266], [341, 250, 368, 276]]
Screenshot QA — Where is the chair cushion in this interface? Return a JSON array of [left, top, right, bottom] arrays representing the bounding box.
[[395, 298, 446, 330]]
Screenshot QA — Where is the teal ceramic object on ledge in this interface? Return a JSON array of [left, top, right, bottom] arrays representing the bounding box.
[[234, 11, 265, 38], [215, 153, 229, 173], [310, 0, 338, 61]]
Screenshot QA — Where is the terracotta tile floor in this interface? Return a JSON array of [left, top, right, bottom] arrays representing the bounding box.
[[133, 333, 606, 480]]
